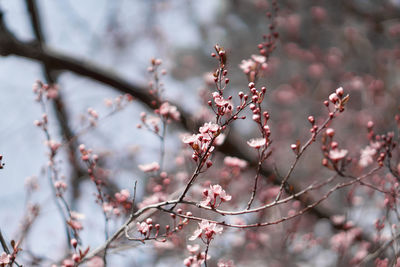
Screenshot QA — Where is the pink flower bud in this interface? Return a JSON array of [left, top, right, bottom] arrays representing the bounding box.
[[331, 141, 338, 149], [326, 128, 335, 137], [252, 114, 260, 122], [206, 161, 213, 168], [70, 238, 78, 248], [72, 254, 80, 263], [79, 144, 85, 153], [329, 93, 338, 103], [335, 87, 344, 96]]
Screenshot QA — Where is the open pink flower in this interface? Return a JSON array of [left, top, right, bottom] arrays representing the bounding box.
[[212, 93, 233, 116], [329, 149, 348, 161], [0, 252, 10, 265], [187, 244, 200, 254], [182, 134, 200, 145], [224, 156, 247, 169], [159, 102, 180, 121], [189, 220, 223, 241], [201, 184, 231, 208], [251, 54, 266, 64], [239, 54, 267, 74], [199, 122, 220, 134], [359, 145, 376, 167], [115, 189, 130, 202], [247, 138, 266, 149], [138, 162, 160, 172]]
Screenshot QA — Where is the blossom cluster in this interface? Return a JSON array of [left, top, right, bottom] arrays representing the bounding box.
[[201, 184, 232, 208], [239, 54, 268, 82], [182, 122, 224, 162], [189, 220, 223, 242], [183, 245, 209, 267]]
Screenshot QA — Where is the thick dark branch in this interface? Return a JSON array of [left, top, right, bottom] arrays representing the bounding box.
[[25, 0, 45, 44]]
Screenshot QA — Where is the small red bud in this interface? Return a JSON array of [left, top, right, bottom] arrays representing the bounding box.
[[70, 238, 78, 248], [72, 254, 80, 263]]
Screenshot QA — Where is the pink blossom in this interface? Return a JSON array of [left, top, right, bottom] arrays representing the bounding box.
[[375, 258, 389, 267], [350, 242, 370, 264], [311, 6, 327, 21], [199, 122, 220, 134], [87, 107, 99, 119], [138, 162, 160, 172], [47, 140, 61, 153], [212, 93, 230, 107], [336, 87, 344, 96], [331, 215, 346, 225], [182, 134, 200, 145], [201, 184, 231, 208], [239, 55, 267, 74], [330, 228, 361, 251], [239, 59, 255, 74], [147, 115, 161, 126], [70, 211, 85, 220], [115, 189, 130, 202], [308, 63, 324, 78], [214, 133, 226, 146], [0, 253, 10, 265], [329, 92, 339, 103], [46, 85, 59, 99], [251, 54, 266, 64], [326, 128, 335, 137], [102, 202, 113, 213], [138, 192, 167, 209], [137, 221, 150, 235], [187, 244, 200, 254], [247, 138, 266, 149], [182, 122, 224, 159], [189, 220, 223, 241], [329, 149, 348, 161], [54, 180, 67, 191], [159, 102, 180, 121], [223, 156, 247, 169], [184, 253, 209, 267], [359, 145, 376, 167]]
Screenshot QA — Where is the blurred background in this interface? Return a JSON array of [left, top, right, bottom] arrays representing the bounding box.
[[0, 0, 400, 266]]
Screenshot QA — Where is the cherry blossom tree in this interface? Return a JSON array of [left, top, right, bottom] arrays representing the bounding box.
[[1, 0, 400, 266]]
